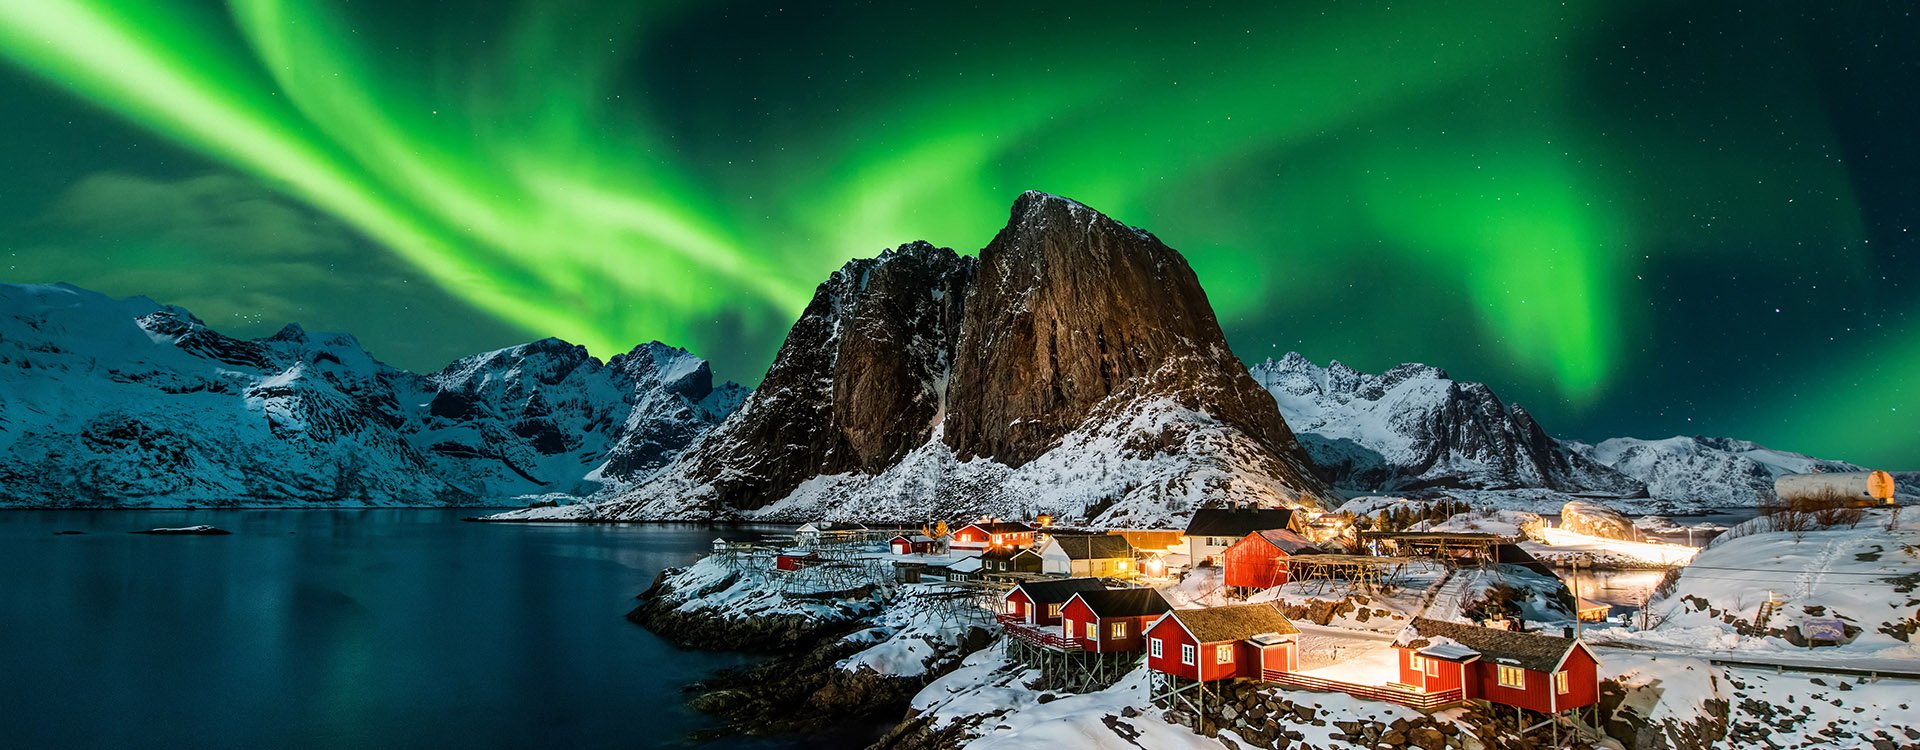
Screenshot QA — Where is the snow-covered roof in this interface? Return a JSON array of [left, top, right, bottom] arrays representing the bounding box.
[[946, 556, 983, 573]]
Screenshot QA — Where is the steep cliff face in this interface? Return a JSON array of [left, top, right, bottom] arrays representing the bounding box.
[[1253, 353, 1644, 495], [0, 283, 740, 506], [944, 192, 1311, 470], [562, 193, 1331, 524], [617, 242, 974, 514]]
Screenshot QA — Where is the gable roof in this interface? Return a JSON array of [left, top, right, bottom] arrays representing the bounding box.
[[961, 521, 1035, 535], [1393, 617, 1579, 672], [1013, 577, 1107, 605], [946, 556, 983, 573], [890, 534, 935, 543], [1047, 534, 1135, 560], [979, 547, 1022, 561], [1185, 508, 1298, 538], [1069, 588, 1172, 619], [1162, 604, 1299, 643], [1234, 529, 1323, 555]]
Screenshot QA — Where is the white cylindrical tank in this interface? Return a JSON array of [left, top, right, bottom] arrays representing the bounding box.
[[1774, 470, 1897, 504]]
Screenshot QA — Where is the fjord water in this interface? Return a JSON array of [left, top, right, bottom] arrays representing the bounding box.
[[0, 510, 799, 749]]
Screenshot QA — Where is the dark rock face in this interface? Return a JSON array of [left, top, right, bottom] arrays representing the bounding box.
[[944, 192, 1311, 470], [660, 242, 975, 512], [597, 192, 1330, 520]]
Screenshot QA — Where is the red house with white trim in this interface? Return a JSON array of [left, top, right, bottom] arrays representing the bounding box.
[[1059, 589, 1172, 653], [1221, 529, 1322, 590], [1144, 604, 1300, 683], [1391, 618, 1600, 713], [950, 521, 1036, 552], [1002, 578, 1106, 626], [888, 534, 938, 555]]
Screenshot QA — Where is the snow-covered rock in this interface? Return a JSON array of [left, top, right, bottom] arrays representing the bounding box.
[[1570, 435, 1864, 508], [0, 283, 741, 507], [1253, 353, 1643, 496]]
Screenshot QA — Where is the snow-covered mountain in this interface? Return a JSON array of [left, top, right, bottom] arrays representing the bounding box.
[[1251, 353, 1908, 510], [0, 283, 741, 507], [1253, 353, 1645, 496], [1566, 436, 1864, 507], [496, 192, 1333, 526]]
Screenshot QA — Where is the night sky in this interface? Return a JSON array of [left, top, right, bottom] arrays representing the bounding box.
[[0, 1, 1913, 467]]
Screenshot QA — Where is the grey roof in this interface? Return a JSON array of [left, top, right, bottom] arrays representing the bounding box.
[[1237, 529, 1323, 555], [1070, 588, 1172, 618], [1185, 508, 1298, 537], [1393, 617, 1580, 672], [1014, 577, 1107, 605], [1050, 534, 1135, 560], [1166, 604, 1299, 643]]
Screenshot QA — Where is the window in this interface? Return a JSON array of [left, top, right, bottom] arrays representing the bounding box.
[[1181, 644, 1196, 666], [1215, 644, 1234, 664], [1110, 621, 1128, 639], [1555, 670, 1569, 695], [1118, 559, 1131, 571], [1150, 638, 1163, 658], [1064, 620, 1076, 639], [1426, 660, 1439, 677], [1047, 604, 1061, 618], [1497, 665, 1526, 688], [1408, 654, 1425, 672]]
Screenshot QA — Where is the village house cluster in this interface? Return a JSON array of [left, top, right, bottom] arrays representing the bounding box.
[[736, 505, 1608, 738]]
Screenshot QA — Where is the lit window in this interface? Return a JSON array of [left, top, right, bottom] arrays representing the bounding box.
[[1216, 644, 1234, 664], [1118, 559, 1131, 571], [1150, 638, 1163, 658], [1111, 621, 1128, 639], [1047, 604, 1061, 618], [1065, 620, 1076, 639], [1181, 644, 1196, 665], [1555, 670, 1569, 695], [1497, 665, 1526, 688]]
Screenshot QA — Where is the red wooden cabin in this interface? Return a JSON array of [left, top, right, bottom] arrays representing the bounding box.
[[774, 551, 819, 571], [888, 534, 938, 555], [1392, 618, 1600, 713], [950, 521, 1036, 552], [1002, 578, 1106, 626], [1059, 589, 1173, 653], [1144, 604, 1300, 683], [1222, 529, 1322, 589]]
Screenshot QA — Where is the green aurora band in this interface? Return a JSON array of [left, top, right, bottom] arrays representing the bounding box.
[[0, 0, 1908, 465]]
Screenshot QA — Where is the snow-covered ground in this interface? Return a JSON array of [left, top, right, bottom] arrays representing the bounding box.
[[1597, 512, 1920, 668]]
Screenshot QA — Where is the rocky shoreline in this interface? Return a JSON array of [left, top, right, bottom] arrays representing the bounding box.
[[628, 562, 989, 743]]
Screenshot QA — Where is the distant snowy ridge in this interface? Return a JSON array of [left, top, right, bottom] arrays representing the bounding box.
[[0, 283, 743, 507], [1259, 353, 1898, 510]]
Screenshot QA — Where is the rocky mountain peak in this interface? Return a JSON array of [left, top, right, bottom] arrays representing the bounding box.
[[570, 193, 1330, 523]]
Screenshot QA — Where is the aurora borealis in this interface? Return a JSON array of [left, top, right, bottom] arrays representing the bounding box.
[[0, 1, 1913, 466]]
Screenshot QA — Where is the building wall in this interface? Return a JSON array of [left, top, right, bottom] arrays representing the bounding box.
[[1146, 619, 1199, 681], [1222, 536, 1293, 589], [1556, 647, 1600, 710], [1470, 662, 1553, 713], [1064, 599, 1150, 653], [1397, 649, 1468, 693], [1005, 589, 1032, 622]]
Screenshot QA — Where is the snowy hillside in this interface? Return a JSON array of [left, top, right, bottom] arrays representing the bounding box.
[[1610, 511, 1920, 663], [0, 283, 741, 507], [1253, 353, 1641, 496], [1569, 435, 1866, 507]]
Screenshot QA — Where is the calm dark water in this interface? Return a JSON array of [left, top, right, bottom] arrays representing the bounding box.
[[0, 510, 805, 749]]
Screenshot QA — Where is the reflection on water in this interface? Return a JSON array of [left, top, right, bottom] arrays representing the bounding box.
[[1560, 568, 1669, 610], [0, 510, 804, 749]]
